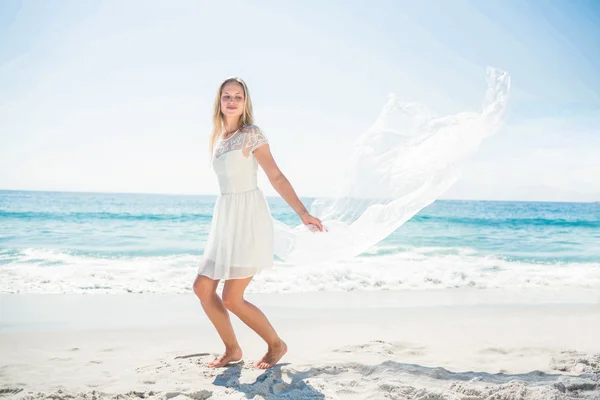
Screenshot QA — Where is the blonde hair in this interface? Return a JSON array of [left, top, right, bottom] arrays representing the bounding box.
[[209, 77, 254, 155]]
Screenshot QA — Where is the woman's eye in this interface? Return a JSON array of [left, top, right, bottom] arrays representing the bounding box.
[[222, 95, 244, 102]]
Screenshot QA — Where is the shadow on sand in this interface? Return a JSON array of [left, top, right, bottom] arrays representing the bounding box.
[[213, 361, 325, 399], [209, 358, 598, 399]]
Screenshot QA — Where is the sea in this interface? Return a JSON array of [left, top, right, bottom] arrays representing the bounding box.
[[1, 189, 599, 294]]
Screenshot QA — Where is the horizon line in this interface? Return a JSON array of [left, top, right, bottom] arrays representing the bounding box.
[[0, 188, 597, 204]]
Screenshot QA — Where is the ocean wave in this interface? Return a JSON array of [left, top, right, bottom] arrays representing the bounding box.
[[1, 247, 599, 294]]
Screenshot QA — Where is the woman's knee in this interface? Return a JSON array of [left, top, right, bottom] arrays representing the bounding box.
[[193, 275, 217, 303], [221, 292, 244, 312], [221, 277, 252, 312]]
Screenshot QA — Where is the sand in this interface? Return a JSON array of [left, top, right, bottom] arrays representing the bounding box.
[[1, 289, 599, 399]]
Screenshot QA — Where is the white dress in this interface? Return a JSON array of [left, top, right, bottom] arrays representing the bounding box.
[[197, 125, 274, 280]]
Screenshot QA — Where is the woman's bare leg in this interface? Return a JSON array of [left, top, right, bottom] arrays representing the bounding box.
[[222, 276, 287, 369], [192, 274, 242, 368]]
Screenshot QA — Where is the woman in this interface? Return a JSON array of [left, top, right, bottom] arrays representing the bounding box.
[[193, 77, 325, 369]]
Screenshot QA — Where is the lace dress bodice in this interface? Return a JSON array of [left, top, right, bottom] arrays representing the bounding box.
[[212, 125, 269, 195]]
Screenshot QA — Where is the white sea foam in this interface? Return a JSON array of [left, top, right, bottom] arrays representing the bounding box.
[[1, 247, 599, 294]]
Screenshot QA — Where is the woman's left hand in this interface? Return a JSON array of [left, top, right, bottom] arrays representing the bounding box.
[[301, 213, 327, 232]]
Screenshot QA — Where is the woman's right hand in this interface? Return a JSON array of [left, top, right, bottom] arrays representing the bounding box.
[[301, 212, 327, 232]]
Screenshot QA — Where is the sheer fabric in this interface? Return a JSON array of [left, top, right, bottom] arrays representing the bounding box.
[[272, 67, 511, 265]]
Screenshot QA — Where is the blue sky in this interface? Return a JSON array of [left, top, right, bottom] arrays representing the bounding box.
[[1, 0, 599, 201]]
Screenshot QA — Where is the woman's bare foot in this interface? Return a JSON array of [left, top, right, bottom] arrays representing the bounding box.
[[255, 340, 287, 369], [208, 346, 243, 368]]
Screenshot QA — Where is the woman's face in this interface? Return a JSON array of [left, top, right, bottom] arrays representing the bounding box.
[[220, 82, 245, 120]]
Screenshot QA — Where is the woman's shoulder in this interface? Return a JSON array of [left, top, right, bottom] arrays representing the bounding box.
[[240, 125, 268, 141], [239, 124, 269, 151], [240, 124, 263, 134]]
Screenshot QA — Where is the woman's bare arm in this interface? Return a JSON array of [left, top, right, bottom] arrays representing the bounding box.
[[254, 144, 324, 231]]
